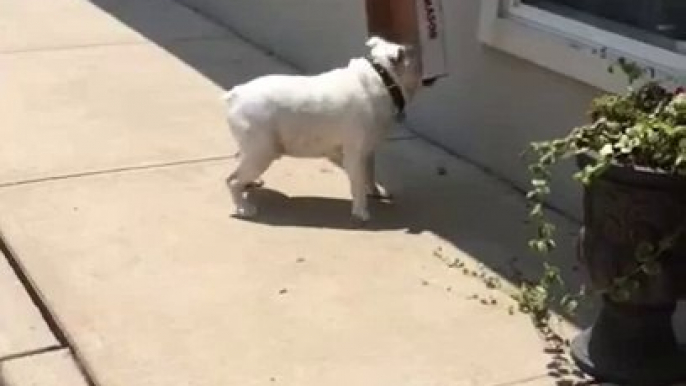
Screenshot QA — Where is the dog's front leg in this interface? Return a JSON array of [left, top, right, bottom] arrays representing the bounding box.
[[365, 153, 392, 201], [344, 156, 370, 224]]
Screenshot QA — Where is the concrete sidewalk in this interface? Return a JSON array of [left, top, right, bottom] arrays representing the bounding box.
[[0, 0, 589, 385]]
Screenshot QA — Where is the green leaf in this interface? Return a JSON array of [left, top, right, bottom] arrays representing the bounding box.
[[545, 239, 557, 251], [635, 242, 655, 262], [642, 260, 661, 276], [532, 179, 547, 187], [600, 144, 614, 157], [610, 287, 632, 302], [563, 299, 579, 314], [530, 203, 543, 217]]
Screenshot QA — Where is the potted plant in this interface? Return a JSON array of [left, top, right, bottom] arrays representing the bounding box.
[[524, 62, 686, 385]]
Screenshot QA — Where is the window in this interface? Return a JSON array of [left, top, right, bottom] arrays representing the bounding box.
[[479, 0, 686, 92], [524, 0, 685, 53]]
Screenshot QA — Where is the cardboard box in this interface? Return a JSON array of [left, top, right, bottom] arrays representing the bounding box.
[[415, 0, 448, 80], [365, 0, 448, 80]]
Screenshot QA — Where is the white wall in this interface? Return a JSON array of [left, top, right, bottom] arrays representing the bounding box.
[[179, 0, 368, 70], [179, 0, 601, 216]]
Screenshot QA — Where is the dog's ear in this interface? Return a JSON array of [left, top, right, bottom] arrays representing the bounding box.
[[365, 36, 384, 49], [391, 46, 406, 65]]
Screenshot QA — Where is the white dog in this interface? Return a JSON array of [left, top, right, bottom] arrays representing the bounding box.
[[224, 36, 420, 223]]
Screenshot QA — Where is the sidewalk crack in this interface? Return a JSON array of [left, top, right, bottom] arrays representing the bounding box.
[[0, 345, 64, 363], [0, 233, 98, 386], [0, 154, 235, 189]]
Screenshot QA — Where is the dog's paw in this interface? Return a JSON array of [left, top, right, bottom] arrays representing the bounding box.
[[234, 203, 258, 219], [245, 179, 265, 189], [367, 186, 393, 202], [351, 216, 369, 229], [351, 210, 370, 228], [367, 191, 394, 202]]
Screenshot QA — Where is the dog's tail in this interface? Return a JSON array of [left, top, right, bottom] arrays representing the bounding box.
[[221, 87, 239, 104], [221, 90, 234, 102]]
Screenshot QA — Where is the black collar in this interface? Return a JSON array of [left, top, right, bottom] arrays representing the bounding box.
[[366, 57, 406, 115]]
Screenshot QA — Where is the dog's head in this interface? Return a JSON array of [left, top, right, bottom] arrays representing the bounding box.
[[365, 36, 421, 98]]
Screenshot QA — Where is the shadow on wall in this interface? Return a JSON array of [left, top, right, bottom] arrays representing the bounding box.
[[86, 0, 595, 325]]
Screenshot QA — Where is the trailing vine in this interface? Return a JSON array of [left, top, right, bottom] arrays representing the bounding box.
[[518, 60, 686, 322]]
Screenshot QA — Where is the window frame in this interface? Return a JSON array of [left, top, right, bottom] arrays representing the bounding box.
[[478, 0, 686, 92]]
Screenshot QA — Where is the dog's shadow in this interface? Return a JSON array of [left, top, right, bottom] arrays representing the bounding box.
[[238, 188, 408, 231]]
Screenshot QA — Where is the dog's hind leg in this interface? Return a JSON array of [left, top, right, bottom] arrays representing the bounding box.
[[229, 152, 264, 189], [227, 153, 274, 218]]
